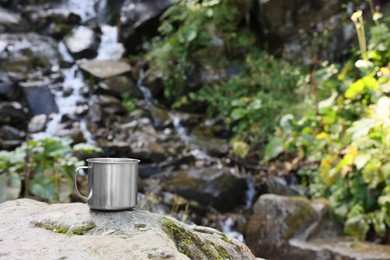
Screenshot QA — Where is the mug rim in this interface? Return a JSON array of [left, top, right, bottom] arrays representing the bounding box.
[[87, 158, 140, 164]]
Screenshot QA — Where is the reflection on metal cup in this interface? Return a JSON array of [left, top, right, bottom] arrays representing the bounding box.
[[74, 158, 140, 210]]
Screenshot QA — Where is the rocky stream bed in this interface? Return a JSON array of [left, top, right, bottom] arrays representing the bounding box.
[[1, 0, 390, 259]]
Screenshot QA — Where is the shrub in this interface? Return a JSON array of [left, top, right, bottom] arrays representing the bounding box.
[[0, 137, 102, 203], [267, 11, 390, 240]]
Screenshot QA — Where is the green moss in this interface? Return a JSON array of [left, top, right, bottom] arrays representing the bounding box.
[[32, 221, 69, 234], [219, 233, 233, 244], [162, 217, 232, 259], [193, 228, 215, 235], [283, 197, 317, 239], [134, 223, 147, 230], [209, 242, 231, 259], [70, 222, 96, 235]]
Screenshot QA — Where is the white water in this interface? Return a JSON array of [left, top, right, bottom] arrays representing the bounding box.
[[96, 25, 125, 60], [219, 218, 244, 243], [60, 0, 97, 23]]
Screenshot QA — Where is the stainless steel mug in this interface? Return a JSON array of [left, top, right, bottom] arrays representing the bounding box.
[[74, 158, 140, 210]]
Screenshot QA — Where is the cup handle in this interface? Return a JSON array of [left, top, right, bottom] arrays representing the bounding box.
[[74, 166, 92, 201]]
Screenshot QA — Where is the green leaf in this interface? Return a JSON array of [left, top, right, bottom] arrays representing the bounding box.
[[354, 154, 371, 170], [230, 108, 247, 120], [29, 175, 57, 202], [265, 137, 284, 160], [0, 172, 21, 203]]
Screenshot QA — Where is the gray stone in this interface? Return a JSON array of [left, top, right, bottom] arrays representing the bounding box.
[[64, 26, 98, 59], [0, 7, 30, 32], [120, 0, 171, 52], [78, 60, 132, 79], [20, 81, 58, 116], [246, 194, 390, 259], [28, 114, 48, 133], [0, 101, 27, 125], [98, 75, 143, 98], [156, 166, 247, 212], [0, 125, 25, 140], [255, 0, 352, 62], [0, 199, 255, 259]]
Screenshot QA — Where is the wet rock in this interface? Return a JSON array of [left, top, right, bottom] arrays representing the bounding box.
[[64, 26, 98, 59], [255, 0, 352, 62], [156, 166, 247, 212], [0, 101, 28, 126], [144, 68, 164, 98], [120, 0, 171, 53], [0, 199, 256, 259], [55, 127, 85, 143], [98, 95, 125, 115], [0, 125, 25, 140], [150, 106, 171, 129], [244, 195, 390, 259], [0, 6, 30, 32], [0, 81, 17, 100], [20, 81, 58, 116], [130, 140, 167, 162], [28, 114, 48, 133], [97, 75, 142, 98], [100, 139, 131, 156], [0, 33, 59, 80], [78, 60, 132, 79], [189, 126, 229, 156]]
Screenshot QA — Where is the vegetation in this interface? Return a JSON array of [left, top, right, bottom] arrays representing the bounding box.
[[0, 137, 102, 203], [146, 0, 306, 144], [266, 11, 390, 241]]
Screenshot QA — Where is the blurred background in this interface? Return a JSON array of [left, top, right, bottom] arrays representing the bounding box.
[[0, 0, 389, 257]]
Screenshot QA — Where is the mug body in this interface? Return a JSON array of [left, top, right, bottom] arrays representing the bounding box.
[[87, 158, 139, 210]]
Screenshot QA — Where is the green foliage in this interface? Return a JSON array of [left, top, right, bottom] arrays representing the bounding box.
[[145, 0, 254, 99], [270, 14, 390, 240], [0, 137, 103, 203], [121, 93, 137, 113], [195, 51, 306, 142]]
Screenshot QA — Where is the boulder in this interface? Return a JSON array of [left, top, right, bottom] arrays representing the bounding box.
[[0, 199, 256, 259], [255, 0, 353, 62], [156, 166, 247, 212], [20, 81, 58, 116], [0, 101, 28, 126], [246, 194, 390, 259], [97, 75, 143, 98], [0, 6, 30, 32], [64, 26, 98, 59], [78, 60, 132, 79], [120, 0, 171, 53], [28, 114, 48, 133], [0, 33, 59, 80], [0, 125, 25, 140]]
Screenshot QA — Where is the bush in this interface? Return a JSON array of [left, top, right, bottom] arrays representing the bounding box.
[[145, 0, 307, 145], [267, 12, 390, 240], [0, 137, 102, 203]]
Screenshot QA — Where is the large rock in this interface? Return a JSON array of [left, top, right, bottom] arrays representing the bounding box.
[[0, 101, 27, 126], [156, 166, 247, 212], [0, 199, 255, 259], [0, 6, 30, 32], [64, 26, 98, 59], [78, 60, 132, 79], [0, 33, 59, 80], [246, 194, 390, 259], [20, 81, 58, 116], [120, 0, 171, 53], [255, 0, 353, 62]]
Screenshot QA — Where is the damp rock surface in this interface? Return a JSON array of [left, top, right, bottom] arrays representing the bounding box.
[[0, 199, 255, 260]]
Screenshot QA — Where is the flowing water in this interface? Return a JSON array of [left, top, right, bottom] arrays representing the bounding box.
[[34, 0, 125, 143]]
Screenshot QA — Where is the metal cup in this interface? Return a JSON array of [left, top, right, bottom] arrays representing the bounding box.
[[74, 158, 140, 210]]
